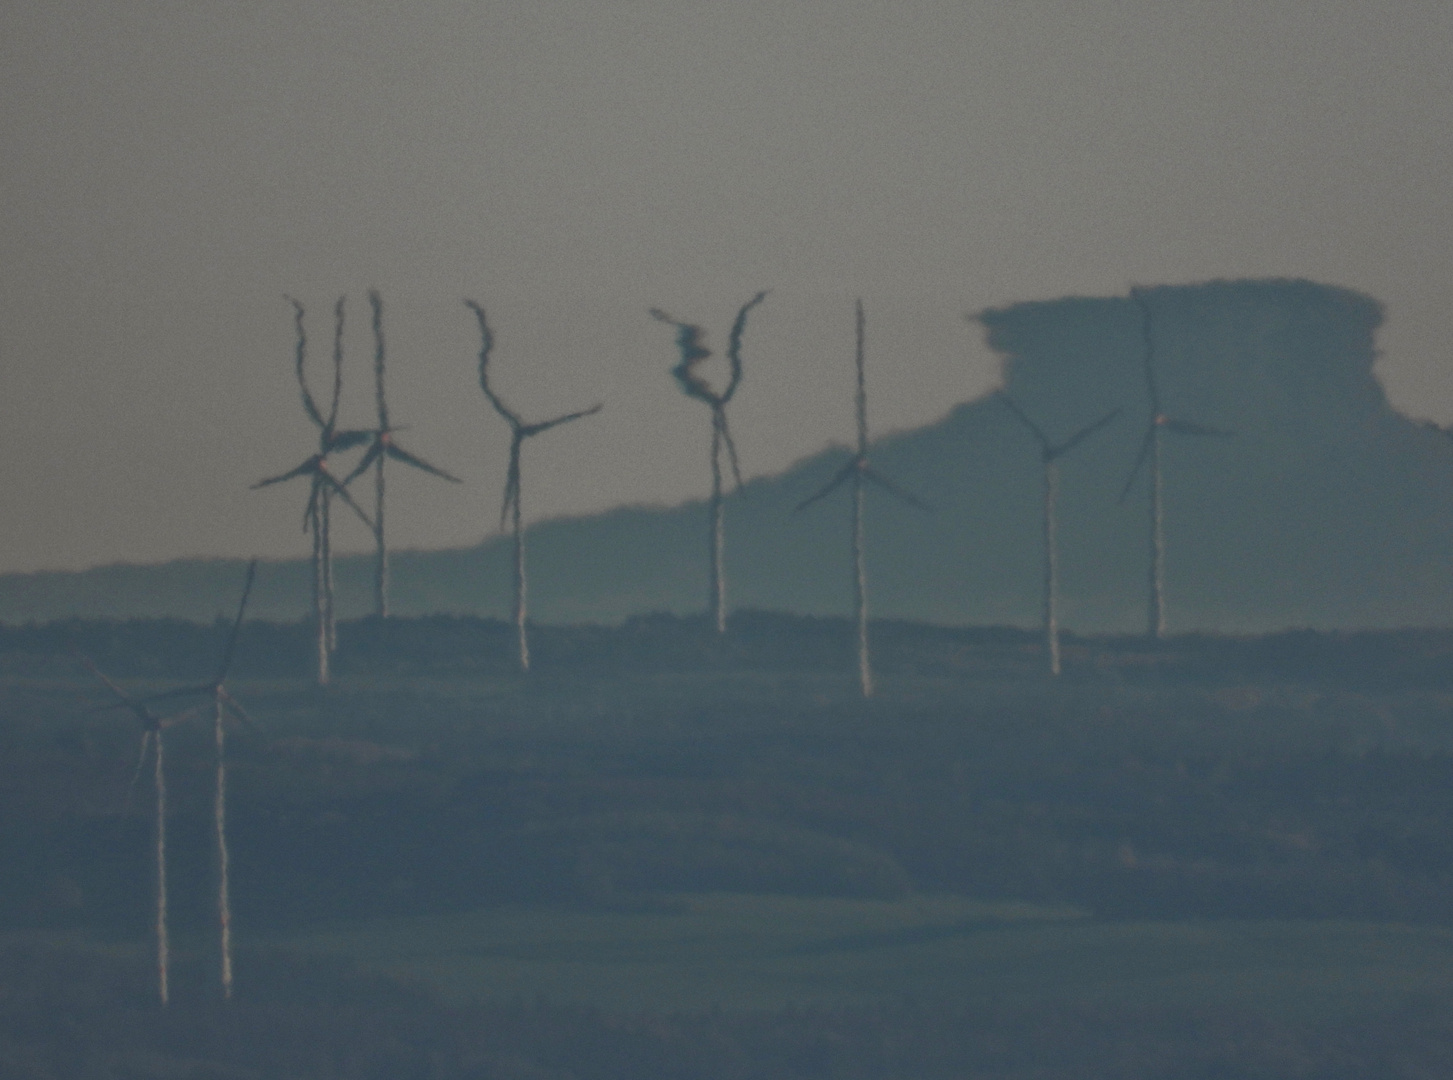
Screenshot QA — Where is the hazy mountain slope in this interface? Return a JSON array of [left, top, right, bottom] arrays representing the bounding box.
[[6, 279, 1451, 630]]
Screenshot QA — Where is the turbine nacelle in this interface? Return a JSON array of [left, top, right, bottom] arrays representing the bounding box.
[[797, 300, 929, 516], [467, 299, 603, 445], [1124, 285, 1237, 640], [998, 391, 1121, 465], [254, 455, 374, 532], [342, 433, 463, 488], [74, 652, 191, 735], [134, 561, 264, 738], [258, 297, 377, 531], [795, 455, 929, 514]]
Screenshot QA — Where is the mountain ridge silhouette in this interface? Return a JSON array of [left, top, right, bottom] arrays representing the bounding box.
[[6, 278, 1451, 631]]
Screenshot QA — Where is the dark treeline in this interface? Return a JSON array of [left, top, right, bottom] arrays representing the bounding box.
[[7, 611, 1453, 689]]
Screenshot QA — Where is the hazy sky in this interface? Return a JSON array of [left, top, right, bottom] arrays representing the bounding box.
[[3, 0, 1451, 573]]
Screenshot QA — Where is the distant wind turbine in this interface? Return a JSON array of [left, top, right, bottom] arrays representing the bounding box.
[[465, 300, 602, 672], [650, 291, 767, 633], [74, 657, 199, 1007], [344, 291, 461, 619], [254, 297, 373, 684], [134, 560, 260, 1001], [1119, 287, 1232, 639], [796, 300, 926, 697], [998, 393, 1119, 675]]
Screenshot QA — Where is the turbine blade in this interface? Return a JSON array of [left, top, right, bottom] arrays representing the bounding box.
[[124, 730, 154, 812], [1050, 407, 1122, 459], [321, 473, 374, 529], [499, 481, 518, 532], [525, 403, 603, 436], [651, 309, 712, 364], [326, 296, 345, 434], [341, 439, 384, 485], [854, 299, 869, 455], [73, 650, 129, 702], [370, 288, 389, 430], [302, 483, 320, 533], [252, 460, 315, 489], [1119, 425, 1156, 502], [220, 690, 264, 737], [327, 429, 373, 453], [499, 488, 514, 532], [721, 290, 768, 404], [213, 559, 257, 682], [997, 391, 1050, 450], [794, 459, 857, 512], [671, 367, 719, 406], [73, 650, 164, 728], [385, 442, 462, 482], [654, 309, 720, 405], [1129, 287, 1160, 413], [717, 411, 743, 490], [74, 654, 151, 728], [500, 444, 522, 530], [286, 297, 328, 432], [1162, 417, 1233, 437], [861, 466, 931, 510], [466, 299, 523, 427]]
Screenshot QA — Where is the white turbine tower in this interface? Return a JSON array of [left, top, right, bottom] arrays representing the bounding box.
[[1120, 287, 1232, 639], [345, 290, 461, 619], [796, 300, 925, 697], [998, 393, 1119, 675], [76, 657, 196, 1007], [137, 560, 261, 1001], [254, 298, 373, 684], [465, 300, 602, 672], [651, 292, 768, 633]]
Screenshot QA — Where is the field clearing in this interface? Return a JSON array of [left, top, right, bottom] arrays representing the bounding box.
[[257, 893, 1453, 1017]]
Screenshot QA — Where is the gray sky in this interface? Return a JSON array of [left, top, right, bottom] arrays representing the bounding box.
[[2, 0, 1451, 573]]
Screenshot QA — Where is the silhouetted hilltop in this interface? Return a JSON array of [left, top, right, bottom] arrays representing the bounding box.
[[5, 279, 1450, 630], [963, 278, 1453, 630]]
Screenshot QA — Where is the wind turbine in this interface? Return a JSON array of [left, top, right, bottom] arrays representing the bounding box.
[[254, 297, 373, 684], [76, 656, 194, 1007], [343, 290, 461, 619], [651, 291, 768, 634], [796, 300, 926, 697], [465, 300, 602, 672], [133, 560, 260, 1001], [998, 393, 1119, 675], [1119, 287, 1232, 639]]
